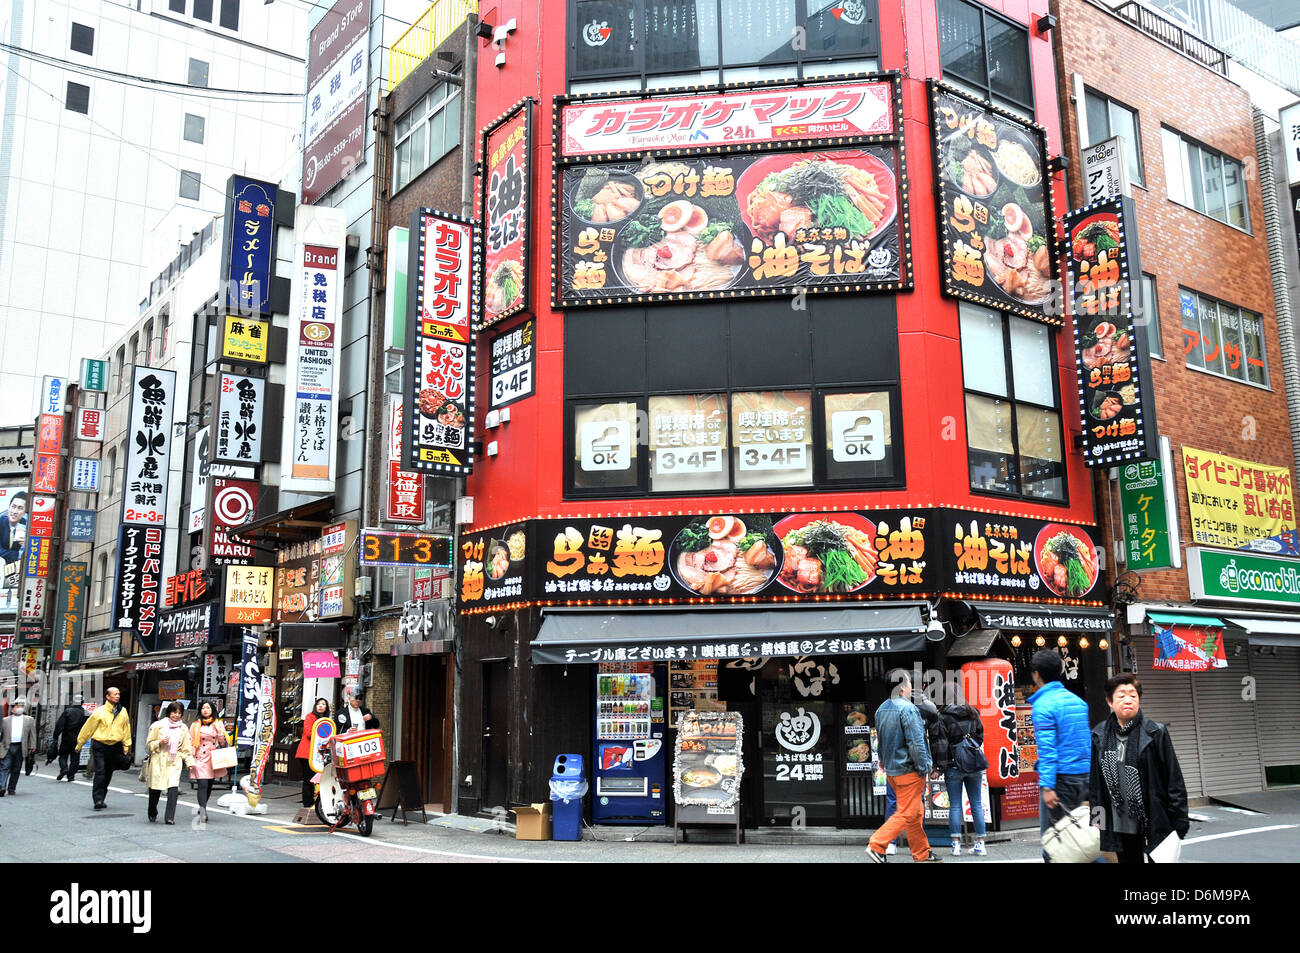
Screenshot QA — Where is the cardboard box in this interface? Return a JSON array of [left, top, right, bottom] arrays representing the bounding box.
[[510, 802, 552, 840]]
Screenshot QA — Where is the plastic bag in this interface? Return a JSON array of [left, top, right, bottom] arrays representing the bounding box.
[[548, 777, 589, 803]]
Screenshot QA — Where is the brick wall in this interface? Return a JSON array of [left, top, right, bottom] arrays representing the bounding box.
[[368, 616, 399, 755], [1054, 0, 1297, 604]]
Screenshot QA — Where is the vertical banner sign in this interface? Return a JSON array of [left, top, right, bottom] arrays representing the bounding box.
[[1182, 447, 1296, 548], [237, 628, 260, 749], [215, 374, 265, 464], [19, 577, 46, 619], [1119, 457, 1173, 571], [122, 366, 176, 525], [384, 226, 409, 349], [37, 414, 62, 455], [76, 408, 104, 442], [301, 0, 371, 205], [222, 175, 278, 314], [1080, 136, 1130, 205], [480, 99, 533, 329], [252, 674, 276, 795], [41, 376, 68, 415], [67, 509, 96, 542], [319, 520, 357, 619], [387, 460, 425, 524], [224, 565, 273, 624], [404, 209, 479, 475], [1066, 196, 1158, 466], [221, 314, 270, 364], [210, 477, 258, 565], [488, 317, 536, 409], [71, 458, 100, 492], [80, 358, 109, 393], [28, 495, 55, 539], [928, 81, 1058, 325], [112, 525, 164, 650], [32, 453, 59, 493], [54, 561, 88, 663], [282, 206, 346, 492]]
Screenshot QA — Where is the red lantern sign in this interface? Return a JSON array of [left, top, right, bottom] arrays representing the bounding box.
[[960, 658, 1018, 789]]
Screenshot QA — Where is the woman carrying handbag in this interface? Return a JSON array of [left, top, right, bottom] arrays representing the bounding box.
[[189, 701, 232, 823], [145, 702, 194, 825]]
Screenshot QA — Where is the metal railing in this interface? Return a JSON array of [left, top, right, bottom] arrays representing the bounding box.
[[1112, 1, 1229, 77], [1144, 0, 1300, 94], [388, 0, 476, 93]]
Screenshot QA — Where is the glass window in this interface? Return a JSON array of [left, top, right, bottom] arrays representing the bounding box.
[[193, 0, 213, 22], [115, 346, 126, 392], [574, 0, 638, 75], [160, 313, 170, 356], [1164, 128, 1248, 229], [95, 554, 107, 607], [183, 113, 205, 144], [1181, 290, 1268, 386], [1223, 159, 1248, 229], [179, 169, 201, 201], [645, 0, 719, 75], [1179, 289, 1202, 370], [573, 401, 640, 490], [1201, 150, 1225, 221], [1162, 129, 1185, 208], [66, 82, 90, 114], [648, 393, 729, 493], [1137, 274, 1162, 359], [1082, 89, 1144, 186], [960, 306, 1064, 501], [939, 0, 1031, 114], [169, 0, 186, 12], [70, 23, 94, 55], [105, 447, 116, 497], [393, 85, 460, 193], [721, 0, 797, 66], [732, 390, 813, 489], [1242, 310, 1268, 386], [805, 0, 877, 58], [188, 58, 209, 88], [145, 321, 154, 365], [823, 390, 895, 483], [220, 0, 240, 31]]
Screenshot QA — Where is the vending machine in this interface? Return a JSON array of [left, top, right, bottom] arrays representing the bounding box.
[[593, 662, 667, 824]]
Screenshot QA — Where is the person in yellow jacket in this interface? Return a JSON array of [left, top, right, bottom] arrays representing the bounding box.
[[76, 686, 132, 811]]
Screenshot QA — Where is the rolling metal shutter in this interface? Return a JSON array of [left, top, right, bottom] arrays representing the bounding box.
[[1188, 633, 1265, 796], [1252, 647, 1300, 770], [1134, 635, 1203, 799]]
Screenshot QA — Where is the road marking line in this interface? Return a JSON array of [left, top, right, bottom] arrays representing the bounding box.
[[1182, 824, 1297, 845]]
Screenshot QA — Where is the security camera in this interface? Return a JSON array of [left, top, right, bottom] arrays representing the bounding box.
[[926, 617, 946, 642]]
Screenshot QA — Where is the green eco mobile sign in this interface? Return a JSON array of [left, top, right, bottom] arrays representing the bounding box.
[[1120, 457, 1172, 570], [1187, 547, 1300, 608], [81, 358, 109, 393]]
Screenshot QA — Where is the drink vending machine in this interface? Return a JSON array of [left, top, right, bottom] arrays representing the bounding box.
[[593, 662, 667, 823]]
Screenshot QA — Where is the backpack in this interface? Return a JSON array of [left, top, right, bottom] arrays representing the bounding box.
[[954, 734, 989, 773]]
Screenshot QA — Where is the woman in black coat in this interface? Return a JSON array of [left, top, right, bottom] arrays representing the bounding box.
[[1089, 673, 1190, 863]]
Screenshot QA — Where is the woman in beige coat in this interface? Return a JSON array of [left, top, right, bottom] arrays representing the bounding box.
[[145, 702, 194, 824]]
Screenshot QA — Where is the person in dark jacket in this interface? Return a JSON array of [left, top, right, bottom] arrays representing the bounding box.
[[1089, 673, 1189, 864], [335, 690, 380, 734], [940, 703, 987, 856], [49, 694, 89, 781], [1029, 649, 1092, 862]]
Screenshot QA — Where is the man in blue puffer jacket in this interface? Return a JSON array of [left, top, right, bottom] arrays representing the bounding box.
[[1028, 650, 1092, 862]]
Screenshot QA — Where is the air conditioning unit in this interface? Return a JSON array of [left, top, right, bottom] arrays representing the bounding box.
[[354, 575, 372, 599]]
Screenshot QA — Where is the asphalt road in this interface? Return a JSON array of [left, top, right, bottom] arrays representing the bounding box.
[[2, 763, 1296, 864]]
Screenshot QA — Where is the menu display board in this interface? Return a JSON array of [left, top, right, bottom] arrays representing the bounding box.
[[481, 99, 533, 329], [404, 209, 479, 475], [944, 514, 1104, 603], [669, 660, 722, 718], [1015, 705, 1037, 775], [1065, 197, 1158, 466], [674, 710, 743, 808], [458, 523, 528, 609], [929, 81, 1058, 325]]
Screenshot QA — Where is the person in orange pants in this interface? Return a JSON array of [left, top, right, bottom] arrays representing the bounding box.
[[867, 669, 941, 863]]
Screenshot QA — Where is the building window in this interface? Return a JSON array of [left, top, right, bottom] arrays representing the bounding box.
[[105, 447, 116, 498], [66, 81, 90, 114], [1179, 289, 1268, 386], [393, 84, 460, 193], [70, 22, 94, 55], [183, 113, 205, 144], [115, 346, 126, 392], [1082, 88, 1144, 187], [129, 333, 139, 367], [193, 0, 213, 22], [568, 0, 880, 92], [960, 303, 1064, 502], [188, 58, 209, 88], [95, 554, 108, 607], [1135, 273, 1162, 360], [219, 0, 240, 30], [180, 170, 201, 201], [1162, 128, 1249, 230], [565, 298, 903, 497], [376, 566, 412, 608], [160, 312, 171, 357], [938, 0, 1032, 116], [169, 0, 186, 12], [145, 321, 155, 365]]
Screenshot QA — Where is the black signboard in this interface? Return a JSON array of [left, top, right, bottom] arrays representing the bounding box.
[[1065, 196, 1159, 466], [112, 525, 165, 651], [929, 81, 1059, 325], [941, 513, 1104, 603], [480, 99, 533, 330], [488, 317, 535, 409], [157, 601, 216, 652], [973, 604, 1114, 633]]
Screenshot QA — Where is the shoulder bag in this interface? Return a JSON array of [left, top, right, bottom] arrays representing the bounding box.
[[1041, 804, 1101, 864], [954, 732, 988, 773]]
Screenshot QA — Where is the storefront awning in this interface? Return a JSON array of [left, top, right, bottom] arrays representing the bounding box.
[[970, 603, 1114, 633], [946, 629, 1002, 658], [122, 652, 194, 673], [1222, 617, 1300, 646], [232, 497, 334, 544], [531, 604, 926, 665], [391, 639, 453, 656], [1148, 610, 1225, 627]]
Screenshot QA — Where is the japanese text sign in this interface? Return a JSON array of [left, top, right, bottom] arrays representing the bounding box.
[[223, 176, 277, 314], [54, 560, 88, 664], [28, 495, 55, 539], [944, 515, 1103, 602], [1119, 457, 1173, 570], [224, 564, 273, 625], [67, 509, 96, 542], [23, 536, 52, 578], [488, 317, 535, 409], [386, 459, 425, 524], [215, 373, 265, 464], [1081, 135, 1130, 205], [221, 315, 269, 364], [37, 414, 63, 455], [302, 0, 370, 205], [71, 457, 100, 492], [76, 408, 104, 443], [405, 209, 478, 475], [210, 477, 259, 565], [80, 358, 109, 393], [165, 568, 209, 609], [1182, 447, 1296, 549], [1066, 197, 1159, 466], [1152, 622, 1227, 672], [319, 519, 356, 620], [481, 99, 532, 329], [112, 525, 165, 650], [19, 576, 46, 620], [929, 81, 1058, 325], [274, 535, 322, 624], [32, 453, 59, 493], [41, 376, 68, 415], [121, 366, 176, 526]]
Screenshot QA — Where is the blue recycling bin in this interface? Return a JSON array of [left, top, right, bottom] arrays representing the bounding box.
[[549, 753, 587, 841]]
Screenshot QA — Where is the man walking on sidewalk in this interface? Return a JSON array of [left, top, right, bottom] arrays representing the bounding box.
[[0, 699, 36, 795], [49, 694, 89, 781], [1029, 650, 1092, 861], [76, 687, 132, 811], [866, 669, 941, 863]]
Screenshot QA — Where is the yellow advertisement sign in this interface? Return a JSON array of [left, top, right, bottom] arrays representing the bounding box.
[[221, 315, 269, 364], [224, 565, 274, 625], [1182, 447, 1296, 550]]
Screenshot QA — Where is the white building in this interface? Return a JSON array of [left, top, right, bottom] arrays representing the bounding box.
[[0, 0, 309, 424]]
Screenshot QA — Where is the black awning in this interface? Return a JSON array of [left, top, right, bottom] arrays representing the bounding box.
[[531, 604, 926, 665], [122, 651, 194, 673], [946, 628, 1002, 658], [279, 623, 346, 649], [971, 603, 1115, 633], [233, 497, 334, 544]]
